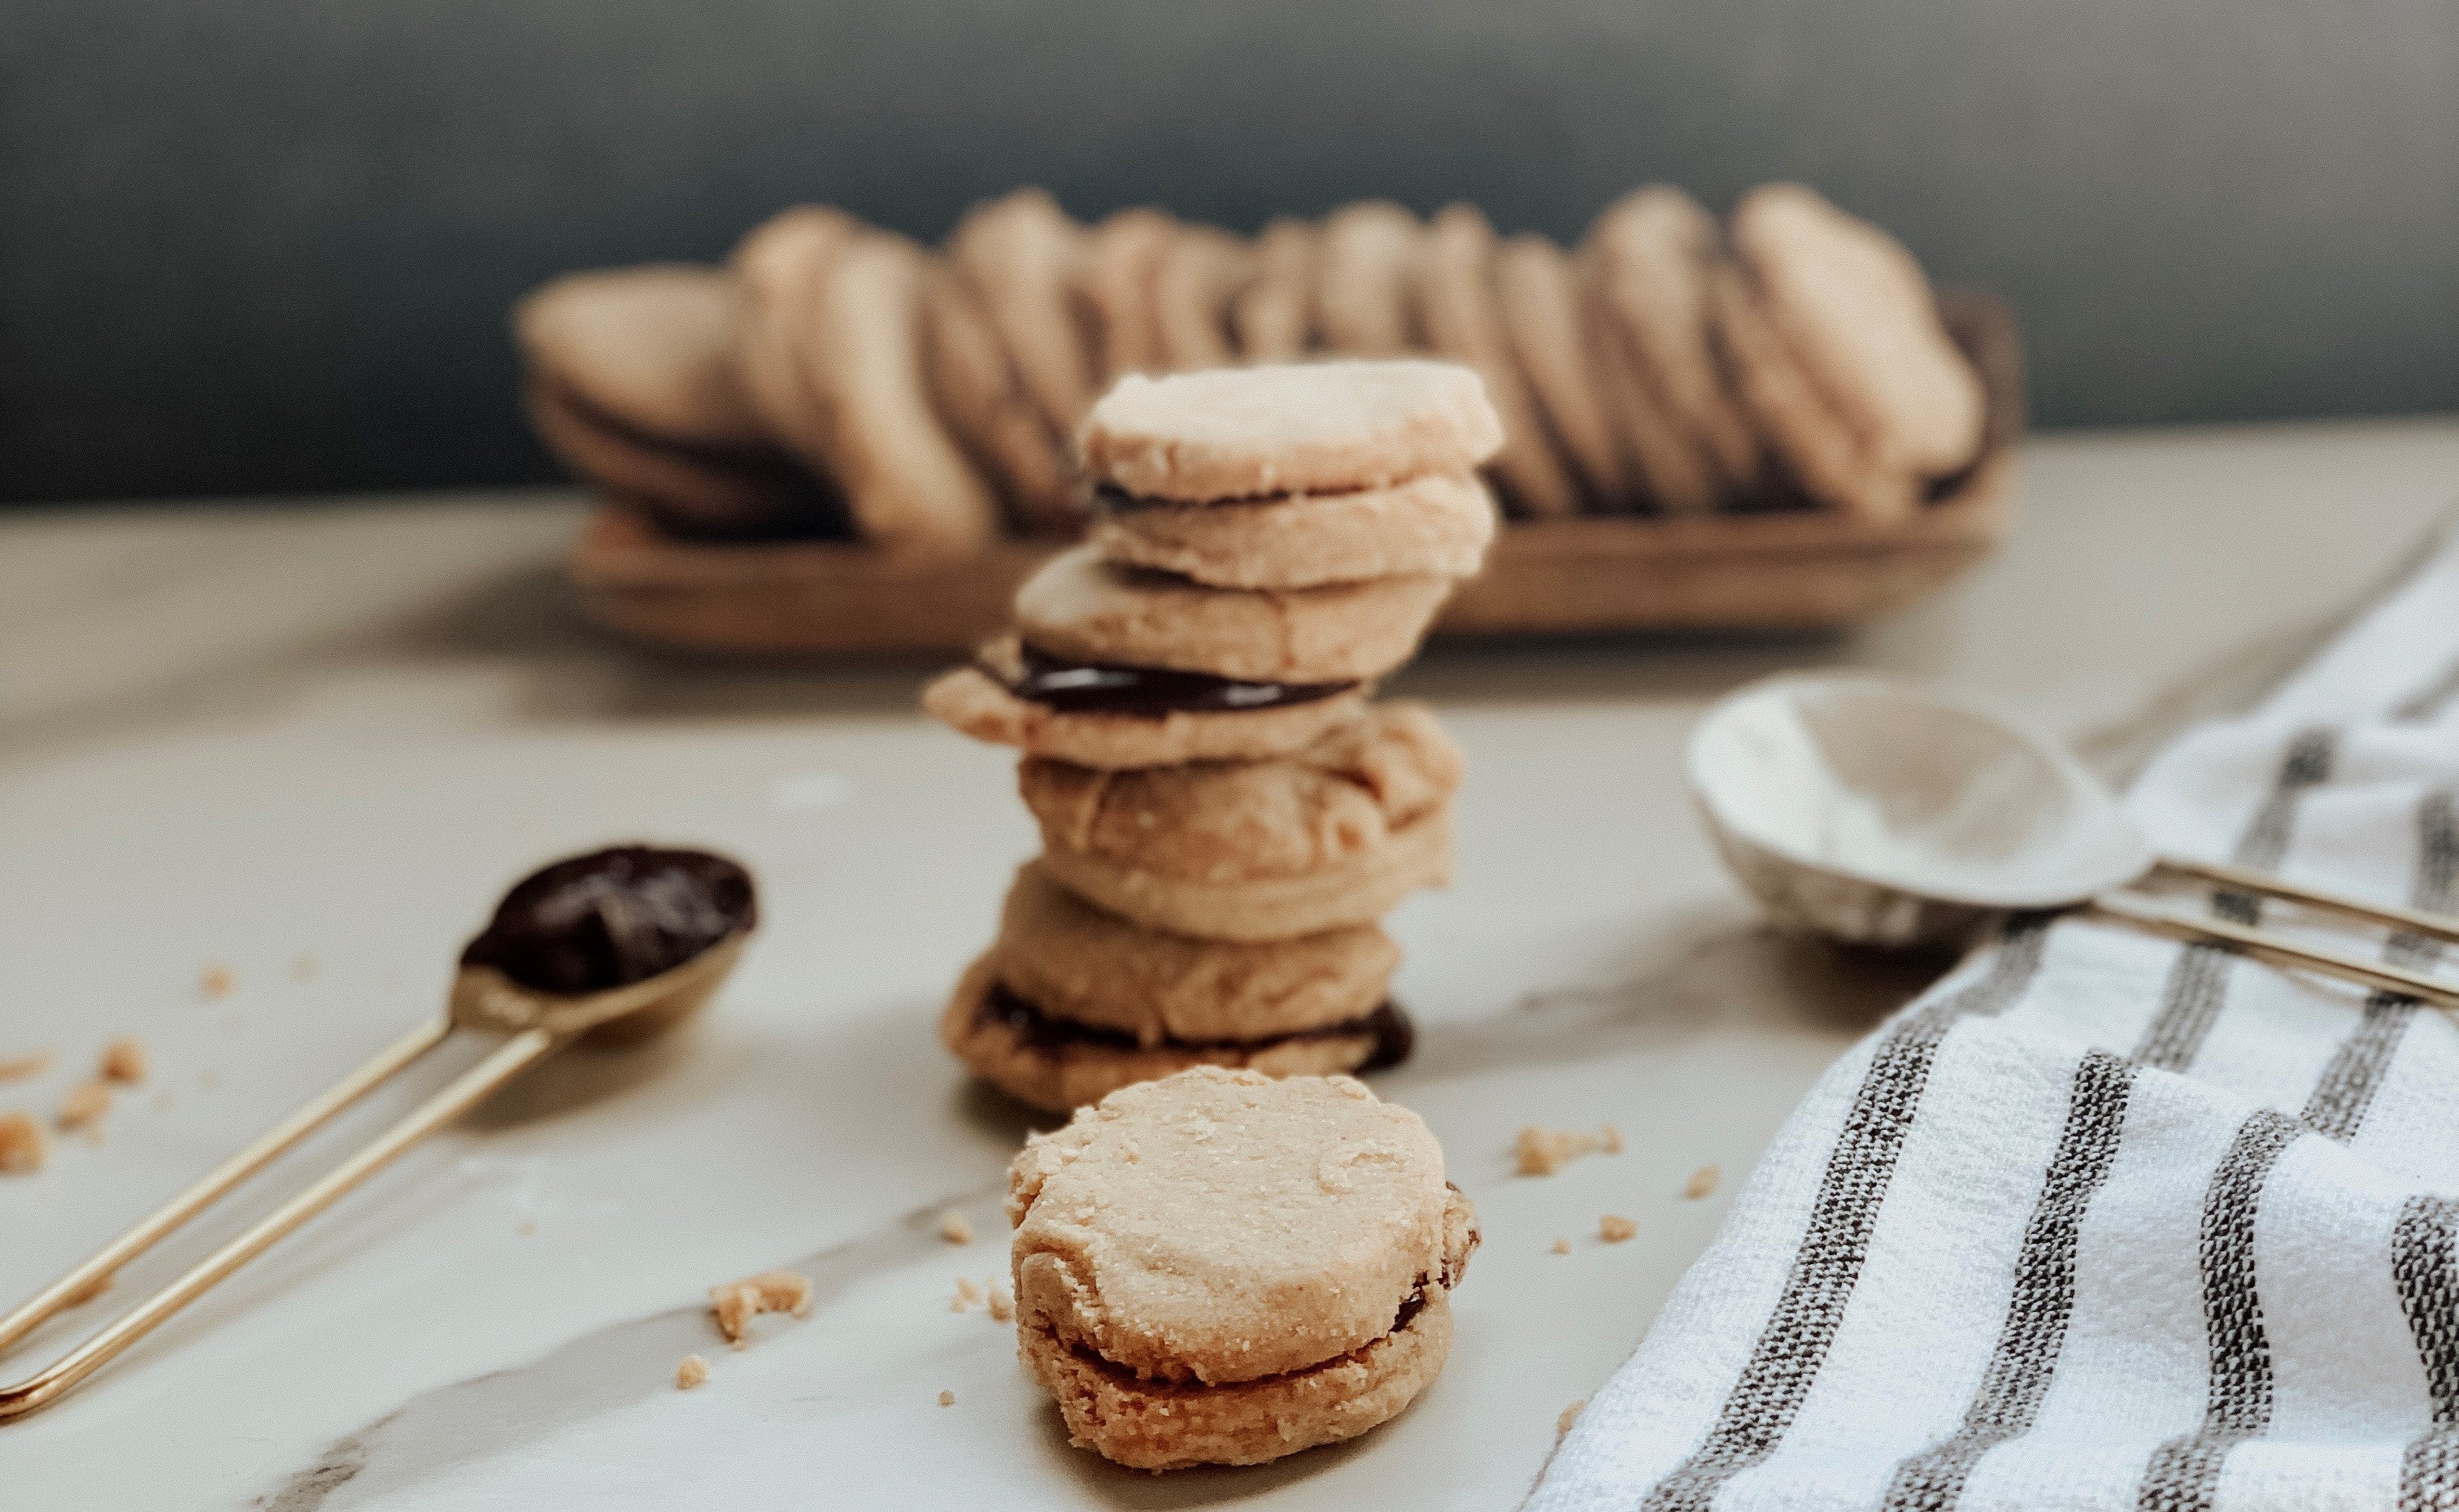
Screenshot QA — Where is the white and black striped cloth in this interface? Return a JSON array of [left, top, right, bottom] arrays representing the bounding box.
[[1530, 539, 2459, 1512]]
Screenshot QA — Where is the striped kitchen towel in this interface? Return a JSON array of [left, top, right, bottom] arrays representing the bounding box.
[[1529, 537, 2459, 1512]]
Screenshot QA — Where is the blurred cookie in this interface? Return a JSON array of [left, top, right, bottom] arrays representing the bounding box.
[[1014, 543, 1452, 684], [1073, 206, 1179, 385], [524, 380, 832, 538], [1414, 204, 1582, 519], [1579, 241, 1717, 515], [1091, 471, 1495, 589], [947, 189, 1100, 440], [922, 636, 1372, 770], [727, 206, 859, 476], [991, 862, 1399, 1045], [1313, 201, 1423, 356], [1078, 359, 1504, 502], [1730, 183, 1982, 479], [940, 955, 1399, 1114], [1588, 187, 1760, 492], [1493, 232, 1630, 506], [515, 264, 771, 453], [1708, 260, 1915, 522], [1019, 701, 1461, 889], [1229, 215, 1318, 361], [801, 232, 1000, 554], [920, 262, 1080, 535], [1153, 224, 1250, 371], [1008, 1068, 1477, 1467]]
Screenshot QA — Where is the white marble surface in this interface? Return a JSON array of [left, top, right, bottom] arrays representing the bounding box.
[[0, 418, 2453, 1510]]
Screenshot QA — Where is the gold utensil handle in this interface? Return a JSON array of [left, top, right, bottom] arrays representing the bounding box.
[[0, 1027, 556, 1423], [0, 1015, 453, 1358], [2091, 893, 2459, 1010], [2154, 855, 2459, 950]]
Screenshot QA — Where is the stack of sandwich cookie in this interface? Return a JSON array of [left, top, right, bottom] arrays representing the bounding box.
[[925, 359, 1500, 1110], [1007, 1068, 1478, 1469]]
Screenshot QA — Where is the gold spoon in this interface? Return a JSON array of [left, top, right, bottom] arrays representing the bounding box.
[[0, 844, 755, 1423]]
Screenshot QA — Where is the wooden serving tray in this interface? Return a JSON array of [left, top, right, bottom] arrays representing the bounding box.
[[569, 455, 2013, 657]]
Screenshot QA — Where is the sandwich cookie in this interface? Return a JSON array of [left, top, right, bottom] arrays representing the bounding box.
[[1587, 187, 1761, 496], [1073, 207, 1180, 385], [1493, 232, 1631, 507], [729, 206, 859, 478], [1414, 205, 1583, 519], [1077, 359, 1504, 502], [920, 261, 1079, 535], [947, 189, 1100, 442], [1228, 216, 1318, 361], [1008, 1068, 1478, 1469], [1152, 224, 1251, 372], [1312, 201, 1424, 357], [1092, 470, 1495, 590], [1708, 259, 1914, 523]]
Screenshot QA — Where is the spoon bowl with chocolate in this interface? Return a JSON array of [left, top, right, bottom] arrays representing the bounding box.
[[0, 844, 755, 1424]]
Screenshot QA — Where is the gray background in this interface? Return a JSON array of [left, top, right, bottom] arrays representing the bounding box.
[[6, 0, 2454, 505]]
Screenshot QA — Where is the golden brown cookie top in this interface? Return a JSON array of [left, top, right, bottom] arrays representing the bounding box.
[[1075, 360, 1504, 502], [1007, 1067, 1465, 1384]]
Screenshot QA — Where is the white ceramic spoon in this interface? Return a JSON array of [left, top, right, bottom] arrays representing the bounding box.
[[1687, 671, 2459, 988]]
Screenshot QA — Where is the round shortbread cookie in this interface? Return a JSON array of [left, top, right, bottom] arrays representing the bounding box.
[[947, 189, 1099, 438], [1073, 206, 1178, 385], [1038, 805, 1452, 942], [1587, 187, 1762, 489], [992, 863, 1399, 1044], [1019, 702, 1462, 885], [1006, 1067, 1477, 1389], [1415, 204, 1583, 519], [1153, 224, 1250, 372], [524, 382, 831, 539], [728, 206, 859, 478], [1730, 182, 1983, 478], [939, 957, 1384, 1115], [1494, 232, 1631, 506], [1077, 359, 1504, 503], [1312, 201, 1423, 357], [1021, 1284, 1456, 1471], [514, 264, 770, 451], [920, 656, 1372, 770], [1229, 216, 1318, 362], [1091, 471, 1495, 589], [801, 232, 1001, 555], [1015, 543, 1451, 684], [920, 262, 1080, 536], [1707, 261, 1917, 524]]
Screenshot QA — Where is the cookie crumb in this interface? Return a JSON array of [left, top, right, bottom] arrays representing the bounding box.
[[100, 1037, 147, 1085], [0, 1050, 53, 1083], [1558, 1400, 1586, 1437], [1549, 1236, 1572, 1256], [0, 1112, 45, 1174], [199, 963, 236, 1000], [987, 1284, 1015, 1323], [675, 1354, 710, 1390], [1599, 1214, 1637, 1244], [57, 1080, 110, 1133], [1684, 1164, 1721, 1201], [938, 1210, 974, 1245], [951, 1276, 984, 1312], [1516, 1124, 1621, 1176], [708, 1269, 814, 1348], [938, 1389, 956, 1408]]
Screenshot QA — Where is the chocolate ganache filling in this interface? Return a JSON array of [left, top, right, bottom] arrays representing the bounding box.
[[981, 982, 1412, 1072], [993, 641, 1356, 718], [460, 845, 756, 996]]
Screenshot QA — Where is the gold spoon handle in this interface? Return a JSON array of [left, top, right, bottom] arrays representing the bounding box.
[[0, 1015, 454, 1358], [2153, 854, 2459, 949], [0, 1027, 556, 1423], [2091, 894, 2459, 1010]]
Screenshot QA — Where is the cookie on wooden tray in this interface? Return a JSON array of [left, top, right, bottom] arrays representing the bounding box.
[[798, 232, 1000, 555], [1073, 206, 1178, 385], [515, 264, 772, 454], [947, 189, 1100, 441], [1580, 246, 1717, 515], [920, 262, 1079, 535], [1493, 232, 1631, 506], [1153, 224, 1250, 372], [1091, 470, 1495, 590], [1415, 204, 1583, 519], [1729, 182, 1983, 480], [727, 206, 859, 478], [1228, 215, 1318, 361], [1313, 201, 1424, 357], [1007, 1068, 1478, 1468], [1077, 359, 1504, 502], [523, 381, 830, 538], [922, 635, 1373, 770], [1014, 543, 1454, 685], [1587, 187, 1761, 493], [1708, 259, 1917, 524]]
